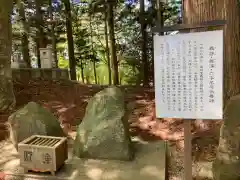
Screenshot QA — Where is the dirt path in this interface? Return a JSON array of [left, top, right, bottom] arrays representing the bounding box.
[[0, 79, 222, 179]]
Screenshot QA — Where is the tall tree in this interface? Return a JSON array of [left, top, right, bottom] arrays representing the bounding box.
[[183, 0, 238, 104], [107, 2, 119, 85], [104, 7, 112, 85], [89, 14, 98, 84], [18, 0, 31, 67], [48, 0, 58, 68], [35, 0, 47, 67], [63, 0, 76, 80], [35, 0, 46, 48], [140, 0, 148, 86], [0, 0, 16, 112]]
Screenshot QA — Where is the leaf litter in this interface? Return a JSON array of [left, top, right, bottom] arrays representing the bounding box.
[[0, 79, 222, 179]]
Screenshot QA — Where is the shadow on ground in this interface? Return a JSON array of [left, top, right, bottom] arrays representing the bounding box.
[[0, 138, 166, 180], [0, 79, 222, 180]]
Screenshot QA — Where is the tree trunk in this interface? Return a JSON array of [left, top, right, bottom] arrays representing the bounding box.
[[19, 1, 31, 68], [151, 34, 154, 85], [107, 3, 119, 85], [89, 15, 97, 84], [35, 0, 45, 68], [0, 0, 16, 112], [35, 39, 41, 68], [140, 0, 149, 86], [150, 0, 164, 85], [48, 0, 58, 68], [35, 0, 46, 48], [104, 8, 111, 85], [63, 0, 76, 80], [80, 58, 84, 83], [156, 0, 164, 30], [183, 0, 239, 105]]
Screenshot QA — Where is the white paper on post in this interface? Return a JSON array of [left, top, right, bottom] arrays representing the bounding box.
[[154, 30, 223, 119]]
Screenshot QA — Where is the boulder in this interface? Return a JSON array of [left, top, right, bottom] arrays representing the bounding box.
[[212, 95, 240, 180], [7, 102, 65, 150], [73, 86, 134, 161]]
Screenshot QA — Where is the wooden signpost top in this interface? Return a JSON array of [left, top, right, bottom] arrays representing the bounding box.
[[152, 20, 226, 33]]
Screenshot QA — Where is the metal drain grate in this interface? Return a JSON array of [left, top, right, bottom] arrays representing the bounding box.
[[26, 136, 61, 147]]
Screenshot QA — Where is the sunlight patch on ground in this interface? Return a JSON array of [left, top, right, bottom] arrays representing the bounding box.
[[194, 161, 213, 179], [0, 138, 166, 180]]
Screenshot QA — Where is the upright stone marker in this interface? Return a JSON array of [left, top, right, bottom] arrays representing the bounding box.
[[73, 87, 134, 161]]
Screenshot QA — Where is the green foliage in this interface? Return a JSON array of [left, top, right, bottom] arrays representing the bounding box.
[[71, 0, 181, 85], [11, 0, 180, 85], [58, 55, 69, 68]]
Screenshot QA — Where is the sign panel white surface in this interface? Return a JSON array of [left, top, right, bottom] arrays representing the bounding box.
[[154, 30, 223, 119]]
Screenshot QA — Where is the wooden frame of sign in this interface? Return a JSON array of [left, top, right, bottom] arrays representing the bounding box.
[[151, 19, 226, 180]]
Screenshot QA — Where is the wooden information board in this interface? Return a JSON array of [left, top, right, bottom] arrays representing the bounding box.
[[154, 30, 223, 120], [153, 21, 225, 180]]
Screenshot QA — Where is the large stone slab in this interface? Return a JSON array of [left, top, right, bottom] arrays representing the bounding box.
[[0, 138, 166, 180], [7, 102, 65, 150], [73, 87, 134, 161]]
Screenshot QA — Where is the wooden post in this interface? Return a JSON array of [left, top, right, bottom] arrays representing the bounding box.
[[184, 120, 192, 180]]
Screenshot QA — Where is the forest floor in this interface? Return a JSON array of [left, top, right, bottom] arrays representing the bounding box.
[[0, 79, 222, 180]]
